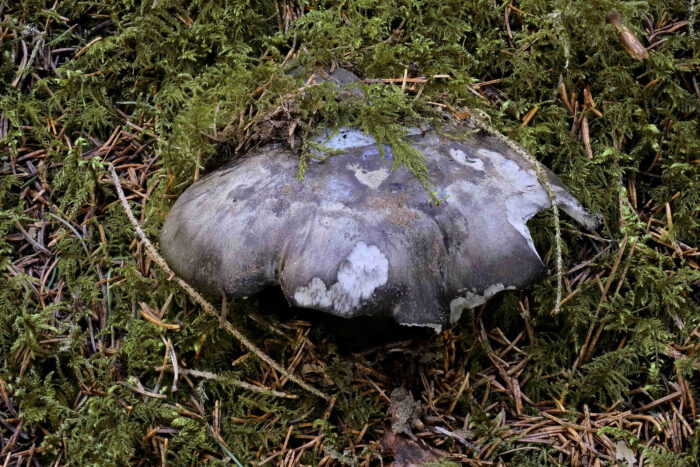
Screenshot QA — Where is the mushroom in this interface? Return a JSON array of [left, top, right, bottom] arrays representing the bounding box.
[[160, 124, 598, 331]]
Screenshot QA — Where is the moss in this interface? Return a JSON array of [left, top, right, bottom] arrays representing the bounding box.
[[1, 0, 699, 464]]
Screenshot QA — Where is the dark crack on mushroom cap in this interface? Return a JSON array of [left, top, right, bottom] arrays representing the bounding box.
[[160, 127, 598, 331]]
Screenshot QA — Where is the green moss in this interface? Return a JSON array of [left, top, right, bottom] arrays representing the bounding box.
[[1, 0, 698, 463]]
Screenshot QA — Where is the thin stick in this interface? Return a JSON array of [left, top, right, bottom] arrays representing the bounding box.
[[469, 112, 565, 314], [156, 367, 296, 399], [109, 165, 330, 400]]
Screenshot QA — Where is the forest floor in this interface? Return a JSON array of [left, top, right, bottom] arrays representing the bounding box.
[[1, 1, 699, 465]]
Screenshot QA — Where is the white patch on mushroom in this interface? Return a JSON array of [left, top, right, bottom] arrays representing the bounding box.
[[403, 322, 443, 333], [451, 284, 517, 322], [313, 127, 424, 152], [475, 148, 552, 253], [449, 294, 486, 324], [449, 297, 469, 323], [463, 291, 488, 308], [485, 283, 516, 295], [292, 277, 332, 308], [346, 164, 390, 189], [479, 148, 600, 245], [449, 148, 484, 171], [314, 128, 377, 151], [477, 149, 537, 189], [293, 241, 389, 314], [505, 190, 549, 254]]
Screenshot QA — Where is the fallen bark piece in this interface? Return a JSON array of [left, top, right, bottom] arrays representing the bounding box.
[[161, 125, 598, 331]]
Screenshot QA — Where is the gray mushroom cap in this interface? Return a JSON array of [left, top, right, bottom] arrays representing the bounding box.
[[160, 126, 598, 331]]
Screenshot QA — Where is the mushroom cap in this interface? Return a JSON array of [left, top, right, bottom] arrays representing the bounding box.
[[160, 127, 597, 331]]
